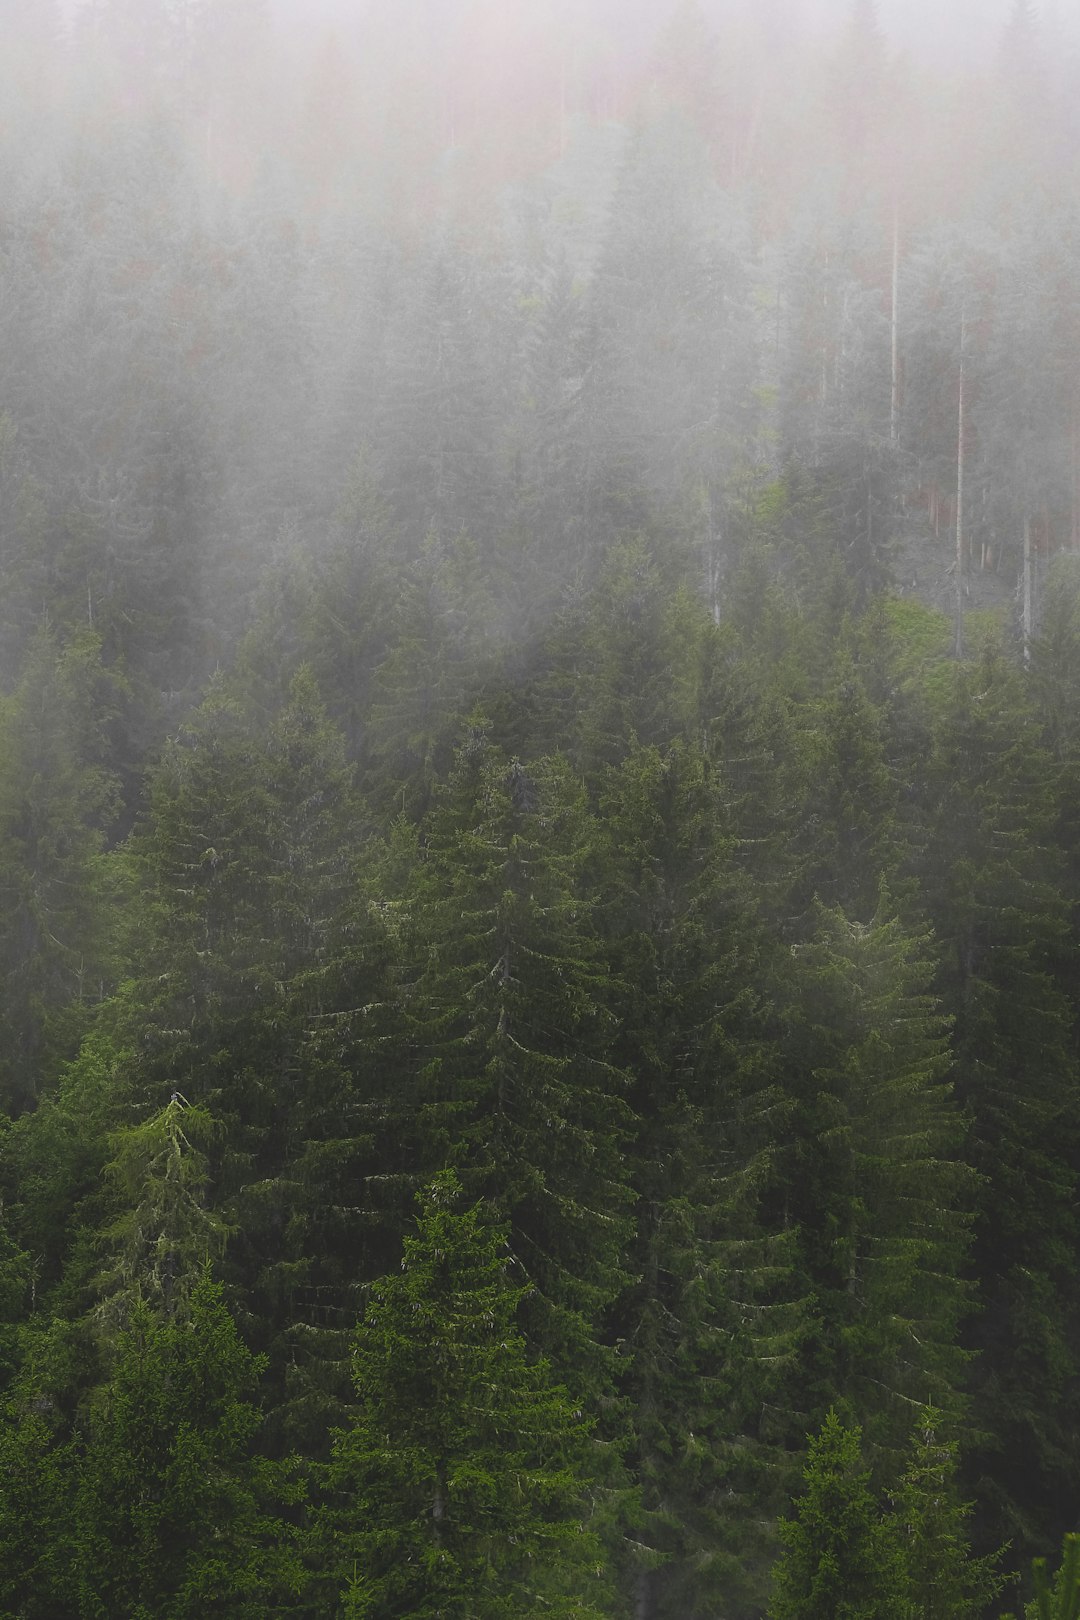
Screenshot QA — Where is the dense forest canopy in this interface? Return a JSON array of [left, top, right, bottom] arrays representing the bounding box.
[[1, 0, 1080, 1615]]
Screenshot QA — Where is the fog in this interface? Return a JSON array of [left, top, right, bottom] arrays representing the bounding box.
[[6, 0, 1079, 690]]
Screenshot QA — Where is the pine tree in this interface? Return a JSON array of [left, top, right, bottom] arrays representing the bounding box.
[[914, 645, 1080, 1553], [1028, 1534, 1080, 1620], [72, 1269, 301, 1619], [596, 738, 802, 1619], [780, 893, 973, 1463], [399, 727, 633, 1387], [0, 1315, 86, 1619], [1001, 1532, 1080, 1620], [0, 628, 122, 1112], [767, 1408, 905, 1620], [320, 1171, 610, 1620], [890, 1405, 1006, 1619], [93, 1093, 226, 1329], [128, 668, 369, 1429]]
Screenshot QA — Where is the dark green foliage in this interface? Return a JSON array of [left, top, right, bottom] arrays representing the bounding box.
[[596, 739, 802, 1618], [2, 8, 1080, 1607], [914, 646, 1080, 1548], [1029, 1535, 1080, 1620], [0, 1316, 88, 1619], [399, 727, 633, 1385], [71, 1270, 301, 1619], [94, 1095, 226, 1326], [1001, 1533, 1080, 1620], [0, 1140, 29, 1387], [321, 1171, 610, 1620], [780, 895, 973, 1461], [0, 628, 122, 1111]]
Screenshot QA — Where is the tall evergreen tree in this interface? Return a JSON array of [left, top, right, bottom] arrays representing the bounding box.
[[0, 628, 122, 1112], [399, 728, 633, 1386], [890, 1405, 1006, 1620], [596, 738, 802, 1620], [779, 894, 973, 1462], [914, 645, 1080, 1554], [72, 1270, 301, 1620]]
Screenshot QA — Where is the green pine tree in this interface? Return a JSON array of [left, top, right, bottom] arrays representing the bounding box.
[[399, 726, 633, 1387], [321, 1171, 610, 1620], [72, 1269, 302, 1619], [915, 644, 1080, 1553], [891, 1404, 1006, 1619], [767, 1408, 905, 1620], [596, 738, 803, 1619], [780, 893, 974, 1463]]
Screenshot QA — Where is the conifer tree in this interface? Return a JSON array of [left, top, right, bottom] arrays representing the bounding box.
[[93, 1093, 226, 1329], [130, 668, 369, 1428], [0, 1316, 86, 1619], [321, 1171, 609, 1620], [767, 1408, 905, 1620], [400, 727, 633, 1388], [72, 1270, 301, 1619], [596, 738, 802, 1619], [915, 645, 1080, 1551], [1028, 1534, 1080, 1620], [891, 1405, 1006, 1619], [0, 627, 122, 1111], [781, 894, 973, 1462]]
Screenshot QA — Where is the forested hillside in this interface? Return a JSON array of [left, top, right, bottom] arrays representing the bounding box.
[[1, 1, 1079, 1615]]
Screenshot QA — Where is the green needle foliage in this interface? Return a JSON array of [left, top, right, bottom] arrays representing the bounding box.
[[767, 1408, 905, 1620], [72, 1269, 302, 1620], [1030, 1536, 1080, 1620], [891, 1404, 1007, 1619], [782, 894, 974, 1461], [321, 1170, 611, 1620], [1002, 1533, 1080, 1620]]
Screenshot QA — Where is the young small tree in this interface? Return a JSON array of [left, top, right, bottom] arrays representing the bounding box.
[[322, 1170, 610, 1620], [999, 1532, 1080, 1620], [767, 1408, 905, 1620], [891, 1404, 1006, 1619]]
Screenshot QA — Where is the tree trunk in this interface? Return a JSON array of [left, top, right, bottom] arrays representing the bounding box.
[[1022, 514, 1033, 666], [433, 1459, 447, 1545], [954, 307, 967, 660], [890, 203, 900, 447]]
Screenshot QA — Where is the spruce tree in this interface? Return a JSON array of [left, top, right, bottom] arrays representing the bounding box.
[[72, 1270, 301, 1619], [596, 738, 802, 1619], [767, 1408, 905, 1620], [914, 645, 1080, 1552], [399, 726, 633, 1389], [891, 1405, 1006, 1619], [0, 627, 122, 1111], [780, 893, 973, 1463], [321, 1171, 609, 1620]]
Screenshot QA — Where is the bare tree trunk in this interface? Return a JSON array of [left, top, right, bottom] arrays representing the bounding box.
[[891, 203, 900, 447], [954, 307, 967, 660], [705, 484, 722, 626], [1022, 514, 1033, 666]]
